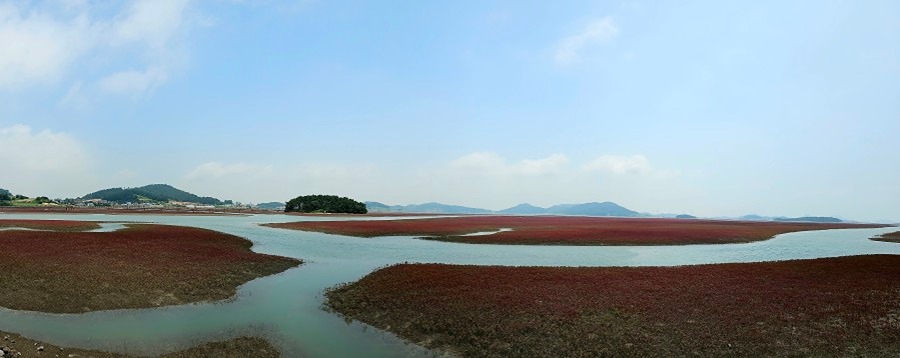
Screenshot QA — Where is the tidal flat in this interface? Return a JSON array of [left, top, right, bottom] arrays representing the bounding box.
[[266, 216, 888, 245], [872, 231, 900, 243], [327, 255, 900, 357], [0, 221, 300, 313]]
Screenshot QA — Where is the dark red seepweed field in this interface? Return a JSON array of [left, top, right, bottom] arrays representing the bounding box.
[[327, 255, 900, 357], [0, 219, 101, 231], [872, 231, 900, 243], [0, 222, 300, 313], [268, 216, 886, 245]]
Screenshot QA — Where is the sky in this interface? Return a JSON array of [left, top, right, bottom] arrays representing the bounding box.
[[1, 0, 898, 221]]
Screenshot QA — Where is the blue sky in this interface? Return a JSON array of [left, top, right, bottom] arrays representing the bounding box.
[[1, 0, 898, 221]]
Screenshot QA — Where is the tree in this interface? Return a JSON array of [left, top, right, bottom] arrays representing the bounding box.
[[285, 195, 367, 214]]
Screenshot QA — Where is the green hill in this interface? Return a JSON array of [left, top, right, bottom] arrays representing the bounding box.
[[286, 195, 367, 214], [82, 184, 225, 205]]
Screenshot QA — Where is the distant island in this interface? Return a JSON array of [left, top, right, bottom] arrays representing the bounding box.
[[286, 195, 367, 214], [82, 184, 230, 206]]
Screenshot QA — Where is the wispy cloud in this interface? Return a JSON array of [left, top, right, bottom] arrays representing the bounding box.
[[582, 154, 672, 177], [450, 152, 570, 177], [185, 162, 273, 179], [0, 1, 196, 96], [0, 3, 93, 88], [98, 67, 169, 95], [554, 16, 619, 65], [0, 124, 94, 197], [0, 124, 87, 171]]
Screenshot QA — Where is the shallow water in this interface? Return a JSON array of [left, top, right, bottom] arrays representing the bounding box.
[[0, 213, 897, 357]]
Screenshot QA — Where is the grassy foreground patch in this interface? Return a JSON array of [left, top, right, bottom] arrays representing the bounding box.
[[872, 231, 900, 243], [327, 255, 900, 357], [0, 223, 300, 313], [268, 216, 887, 245], [0, 331, 279, 358]]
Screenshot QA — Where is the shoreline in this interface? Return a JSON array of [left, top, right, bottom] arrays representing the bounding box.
[[0, 331, 279, 357], [871, 230, 900, 243]]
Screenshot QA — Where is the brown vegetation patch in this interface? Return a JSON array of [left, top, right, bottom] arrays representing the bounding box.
[[0, 331, 279, 358], [327, 255, 900, 357], [268, 216, 886, 245], [872, 231, 900, 243], [0, 224, 300, 313], [0, 219, 101, 232]]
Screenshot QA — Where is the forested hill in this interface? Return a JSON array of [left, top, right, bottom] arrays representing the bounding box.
[[286, 195, 367, 214], [82, 184, 226, 205]]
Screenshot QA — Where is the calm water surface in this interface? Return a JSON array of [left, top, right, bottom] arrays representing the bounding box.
[[0, 213, 897, 357]]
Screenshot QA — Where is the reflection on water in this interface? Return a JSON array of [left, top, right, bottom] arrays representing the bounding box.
[[0, 213, 897, 357]]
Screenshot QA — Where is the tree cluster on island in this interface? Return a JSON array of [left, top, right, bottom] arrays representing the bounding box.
[[0, 188, 55, 207], [285, 195, 367, 214]]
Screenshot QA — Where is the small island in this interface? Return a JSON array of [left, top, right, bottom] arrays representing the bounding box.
[[285, 195, 367, 214]]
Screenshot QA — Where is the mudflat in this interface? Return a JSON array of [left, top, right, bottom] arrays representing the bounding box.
[[327, 255, 900, 357], [267, 216, 888, 245], [0, 222, 300, 313]]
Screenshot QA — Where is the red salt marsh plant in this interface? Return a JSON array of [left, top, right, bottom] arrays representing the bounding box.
[[0, 223, 300, 313], [0, 219, 101, 232], [872, 231, 900, 243], [326, 255, 900, 357], [268, 216, 887, 245]]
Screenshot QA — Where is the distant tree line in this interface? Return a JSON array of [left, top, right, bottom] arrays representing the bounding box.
[[0, 189, 55, 206], [0, 188, 11, 205], [285, 195, 367, 214]]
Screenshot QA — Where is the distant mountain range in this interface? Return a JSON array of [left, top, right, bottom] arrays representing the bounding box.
[[365, 201, 641, 217], [739, 214, 844, 223], [365, 202, 492, 214], [364, 201, 850, 222], [82, 184, 228, 205]]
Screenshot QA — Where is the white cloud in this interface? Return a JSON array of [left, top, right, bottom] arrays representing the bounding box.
[[111, 0, 189, 51], [59, 81, 89, 108], [0, 124, 87, 171], [555, 16, 619, 65], [518, 154, 570, 175], [0, 1, 195, 96], [582, 154, 652, 174], [0, 3, 93, 88], [98, 67, 169, 95], [450, 152, 506, 172], [449, 152, 570, 177]]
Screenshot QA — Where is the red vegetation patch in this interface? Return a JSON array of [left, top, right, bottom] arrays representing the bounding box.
[[872, 231, 900, 243], [0, 219, 101, 232], [268, 216, 886, 245], [327, 255, 900, 357], [0, 224, 300, 313]]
